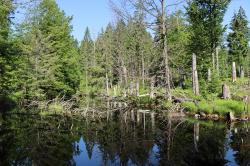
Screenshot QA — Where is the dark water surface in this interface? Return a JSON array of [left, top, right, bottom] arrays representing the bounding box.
[[0, 112, 250, 166]]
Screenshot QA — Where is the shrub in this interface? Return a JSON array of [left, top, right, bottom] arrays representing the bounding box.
[[207, 71, 221, 94]]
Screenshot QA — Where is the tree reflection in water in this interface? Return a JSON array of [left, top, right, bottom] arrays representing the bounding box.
[[0, 112, 250, 166]]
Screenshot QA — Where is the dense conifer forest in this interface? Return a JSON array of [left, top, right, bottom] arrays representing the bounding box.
[[0, 0, 249, 119]]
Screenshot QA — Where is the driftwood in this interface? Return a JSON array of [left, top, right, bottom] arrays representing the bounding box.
[[172, 96, 194, 103]]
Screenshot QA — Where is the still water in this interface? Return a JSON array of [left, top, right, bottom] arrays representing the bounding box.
[[0, 112, 249, 166]]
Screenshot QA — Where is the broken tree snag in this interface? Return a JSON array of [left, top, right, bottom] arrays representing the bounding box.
[[192, 53, 199, 95], [222, 84, 231, 99], [150, 76, 155, 99], [240, 65, 244, 78], [208, 68, 211, 82], [232, 62, 237, 82], [194, 70, 199, 95]]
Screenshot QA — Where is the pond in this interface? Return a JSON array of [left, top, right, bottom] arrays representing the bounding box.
[[0, 112, 249, 166]]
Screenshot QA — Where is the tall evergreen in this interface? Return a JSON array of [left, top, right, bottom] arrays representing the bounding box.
[[79, 27, 95, 92], [186, 0, 231, 77], [20, 0, 80, 100], [0, 0, 19, 98], [227, 7, 249, 71], [0, 0, 12, 95]]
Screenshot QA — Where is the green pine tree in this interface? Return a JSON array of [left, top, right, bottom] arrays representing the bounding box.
[[20, 0, 80, 100], [186, 0, 231, 77], [227, 7, 250, 72]]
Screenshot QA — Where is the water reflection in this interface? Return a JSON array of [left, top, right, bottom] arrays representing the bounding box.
[[0, 112, 250, 166]]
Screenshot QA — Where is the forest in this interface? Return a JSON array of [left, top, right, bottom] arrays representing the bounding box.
[[0, 0, 250, 120]]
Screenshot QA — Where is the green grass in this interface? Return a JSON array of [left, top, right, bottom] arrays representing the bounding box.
[[213, 100, 245, 115], [181, 101, 197, 113], [197, 100, 213, 114], [182, 99, 246, 117]]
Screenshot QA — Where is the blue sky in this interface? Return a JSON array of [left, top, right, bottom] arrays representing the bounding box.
[[56, 0, 250, 41]]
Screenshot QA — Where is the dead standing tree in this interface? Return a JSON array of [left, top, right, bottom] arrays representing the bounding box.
[[192, 53, 199, 95], [109, 0, 184, 100]]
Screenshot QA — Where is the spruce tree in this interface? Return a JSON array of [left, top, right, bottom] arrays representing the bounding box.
[[20, 0, 80, 100], [0, 0, 17, 97], [227, 7, 249, 73], [79, 27, 95, 93], [186, 0, 231, 77], [0, 0, 13, 95]]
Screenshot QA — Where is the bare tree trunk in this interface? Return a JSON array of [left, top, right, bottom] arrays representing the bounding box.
[[151, 112, 155, 130], [208, 68, 211, 82], [232, 62, 237, 82], [123, 66, 128, 87], [142, 54, 145, 88], [137, 111, 140, 124], [212, 52, 215, 69], [240, 65, 244, 78], [129, 81, 134, 96], [216, 47, 219, 74], [131, 109, 135, 122], [162, 0, 171, 99], [123, 87, 127, 97], [113, 85, 117, 97], [150, 76, 155, 99], [136, 79, 140, 96], [192, 53, 199, 95]]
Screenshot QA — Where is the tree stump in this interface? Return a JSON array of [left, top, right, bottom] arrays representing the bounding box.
[[222, 84, 231, 99]]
